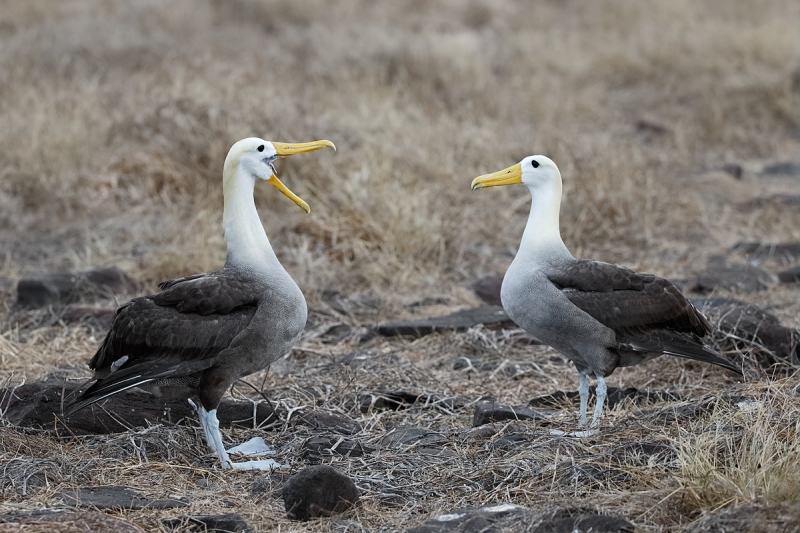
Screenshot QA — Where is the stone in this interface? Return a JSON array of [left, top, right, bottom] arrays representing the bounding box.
[[473, 401, 545, 427], [372, 306, 513, 338], [761, 161, 800, 176], [689, 256, 776, 293], [162, 513, 252, 532], [283, 465, 360, 521], [692, 297, 799, 367], [471, 275, 503, 306], [358, 390, 426, 413], [0, 511, 145, 532], [777, 265, 800, 283], [53, 485, 187, 510], [294, 410, 363, 435], [732, 241, 800, 264], [0, 379, 282, 436], [16, 267, 136, 308]]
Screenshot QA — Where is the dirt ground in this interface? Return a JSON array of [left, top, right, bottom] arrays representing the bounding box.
[[1, 1, 799, 531]]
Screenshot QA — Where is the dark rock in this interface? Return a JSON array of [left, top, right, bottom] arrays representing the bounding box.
[[406, 503, 529, 533], [688, 256, 776, 293], [528, 387, 685, 410], [777, 265, 800, 283], [635, 118, 671, 135], [473, 401, 544, 427], [692, 297, 799, 367], [684, 502, 800, 533], [761, 161, 800, 176], [358, 390, 426, 413], [372, 306, 513, 338], [490, 433, 529, 450], [720, 163, 743, 179], [321, 324, 353, 342], [380, 427, 448, 449], [283, 465, 360, 521], [16, 267, 137, 308], [531, 507, 634, 533], [0, 379, 282, 436], [0, 511, 145, 532], [53, 485, 188, 510], [302, 436, 375, 459], [162, 513, 252, 532], [461, 422, 527, 442], [471, 275, 503, 306], [732, 241, 800, 264], [294, 410, 363, 435]]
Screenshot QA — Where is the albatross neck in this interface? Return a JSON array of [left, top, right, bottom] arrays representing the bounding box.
[[516, 179, 572, 265], [222, 167, 285, 276]]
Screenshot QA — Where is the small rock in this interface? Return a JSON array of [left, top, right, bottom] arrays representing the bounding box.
[[372, 306, 513, 338], [732, 241, 800, 264], [761, 161, 800, 176], [0, 511, 145, 532], [283, 465, 360, 521], [777, 265, 800, 283], [689, 256, 776, 293], [162, 513, 252, 532], [358, 390, 424, 413], [471, 275, 503, 306], [53, 485, 188, 510], [302, 436, 375, 459], [473, 401, 544, 427], [16, 267, 136, 308], [295, 410, 363, 435]]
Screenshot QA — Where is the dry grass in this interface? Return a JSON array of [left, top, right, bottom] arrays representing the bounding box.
[[1, 0, 799, 531]]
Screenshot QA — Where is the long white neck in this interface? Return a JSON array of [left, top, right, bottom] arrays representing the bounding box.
[[516, 179, 572, 265], [222, 166, 283, 275]]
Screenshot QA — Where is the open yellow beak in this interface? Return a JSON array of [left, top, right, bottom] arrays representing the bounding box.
[[471, 163, 522, 191], [267, 139, 335, 214], [267, 175, 310, 214], [273, 140, 336, 157]]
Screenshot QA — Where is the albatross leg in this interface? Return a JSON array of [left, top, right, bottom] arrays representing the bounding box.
[[590, 375, 607, 428], [190, 399, 283, 471], [577, 371, 590, 428]]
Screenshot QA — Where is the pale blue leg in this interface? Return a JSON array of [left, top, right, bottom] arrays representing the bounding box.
[[590, 375, 607, 428], [577, 372, 590, 428], [190, 399, 282, 471]]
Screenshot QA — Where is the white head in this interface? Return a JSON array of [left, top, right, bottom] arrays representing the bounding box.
[[223, 137, 336, 214], [471, 155, 561, 195]]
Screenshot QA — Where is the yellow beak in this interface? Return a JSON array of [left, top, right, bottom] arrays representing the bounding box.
[[267, 139, 335, 214], [471, 163, 522, 191], [272, 140, 336, 157]]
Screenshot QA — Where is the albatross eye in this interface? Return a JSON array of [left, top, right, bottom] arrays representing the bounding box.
[[257, 145, 265, 152], [531, 160, 539, 168]]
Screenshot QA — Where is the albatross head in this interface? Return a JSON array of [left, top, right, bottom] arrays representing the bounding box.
[[471, 155, 561, 193], [223, 137, 336, 214]]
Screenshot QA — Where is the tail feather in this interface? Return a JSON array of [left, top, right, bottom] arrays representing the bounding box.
[[622, 331, 742, 375]]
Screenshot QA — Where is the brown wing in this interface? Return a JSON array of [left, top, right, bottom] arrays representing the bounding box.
[[562, 276, 711, 337], [547, 259, 654, 292], [153, 270, 264, 315]]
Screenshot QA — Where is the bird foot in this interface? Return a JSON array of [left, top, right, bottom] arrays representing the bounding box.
[[226, 437, 274, 457]]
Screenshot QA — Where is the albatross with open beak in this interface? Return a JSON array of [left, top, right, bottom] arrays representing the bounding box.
[[67, 137, 335, 469]]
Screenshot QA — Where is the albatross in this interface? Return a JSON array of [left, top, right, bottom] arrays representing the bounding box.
[[66, 137, 335, 469], [471, 155, 740, 430]]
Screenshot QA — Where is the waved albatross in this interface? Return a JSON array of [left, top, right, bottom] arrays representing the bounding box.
[[66, 137, 335, 469], [471, 155, 741, 429]]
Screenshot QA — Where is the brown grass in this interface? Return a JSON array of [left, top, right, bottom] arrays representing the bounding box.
[[1, 0, 799, 531]]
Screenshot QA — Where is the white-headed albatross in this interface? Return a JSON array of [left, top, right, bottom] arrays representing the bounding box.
[[471, 155, 741, 430], [66, 137, 335, 469]]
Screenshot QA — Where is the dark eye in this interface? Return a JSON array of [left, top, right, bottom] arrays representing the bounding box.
[[257, 145, 265, 152], [531, 160, 539, 168]]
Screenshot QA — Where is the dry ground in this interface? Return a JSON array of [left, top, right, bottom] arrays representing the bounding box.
[[1, 1, 799, 531]]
